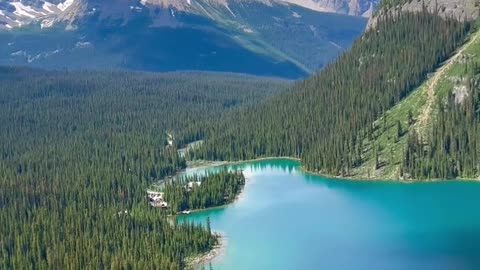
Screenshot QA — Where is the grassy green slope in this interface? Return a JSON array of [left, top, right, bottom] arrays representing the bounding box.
[[353, 22, 480, 179]]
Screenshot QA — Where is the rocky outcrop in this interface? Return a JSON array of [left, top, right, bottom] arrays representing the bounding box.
[[367, 0, 480, 30], [280, 0, 379, 17]]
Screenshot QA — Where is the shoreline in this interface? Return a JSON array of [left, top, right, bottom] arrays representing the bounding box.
[[187, 232, 226, 269], [299, 165, 480, 183], [181, 156, 480, 267], [178, 179, 249, 267], [176, 177, 248, 216], [187, 157, 480, 183]]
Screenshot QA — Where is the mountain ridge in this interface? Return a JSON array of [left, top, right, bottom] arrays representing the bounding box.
[[368, 0, 480, 29], [280, 0, 379, 17], [0, 0, 378, 30], [0, 0, 367, 77]]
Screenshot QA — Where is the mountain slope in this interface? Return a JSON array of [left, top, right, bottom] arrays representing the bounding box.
[[368, 0, 480, 29], [0, 0, 73, 29], [0, 0, 378, 29], [348, 26, 480, 179], [192, 10, 473, 179], [0, 0, 367, 77], [281, 0, 379, 17], [375, 24, 480, 180], [341, 1, 480, 180]]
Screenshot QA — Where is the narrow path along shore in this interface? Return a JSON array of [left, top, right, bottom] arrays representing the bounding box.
[[415, 29, 480, 135]]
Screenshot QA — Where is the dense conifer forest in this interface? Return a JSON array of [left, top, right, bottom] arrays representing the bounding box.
[[1, 6, 479, 270], [193, 11, 472, 177], [0, 67, 288, 269], [163, 170, 245, 213], [403, 64, 480, 179]]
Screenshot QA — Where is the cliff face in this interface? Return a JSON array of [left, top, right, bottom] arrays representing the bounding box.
[[280, 0, 379, 17], [367, 0, 480, 29]]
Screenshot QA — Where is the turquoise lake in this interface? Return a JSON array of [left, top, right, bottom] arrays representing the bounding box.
[[180, 159, 480, 270]]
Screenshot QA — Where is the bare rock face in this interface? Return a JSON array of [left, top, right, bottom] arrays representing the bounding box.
[[141, 0, 379, 17], [367, 0, 480, 30], [279, 0, 379, 17]]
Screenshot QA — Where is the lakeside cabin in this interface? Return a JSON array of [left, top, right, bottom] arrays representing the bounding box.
[[147, 181, 202, 210], [185, 181, 201, 192], [147, 191, 168, 209], [150, 201, 168, 208], [166, 133, 174, 148]]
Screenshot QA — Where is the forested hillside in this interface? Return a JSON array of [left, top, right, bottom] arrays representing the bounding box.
[[0, 67, 289, 269], [193, 11, 472, 178], [401, 27, 480, 179], [163, 170, 245, 213]]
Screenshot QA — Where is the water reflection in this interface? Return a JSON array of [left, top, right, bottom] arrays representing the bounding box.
[[182, 158, 480, 270]]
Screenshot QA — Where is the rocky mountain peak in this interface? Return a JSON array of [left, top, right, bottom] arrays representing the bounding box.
[[368, 0, 480, 30]]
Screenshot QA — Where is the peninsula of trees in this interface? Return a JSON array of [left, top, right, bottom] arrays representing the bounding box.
[[160, 170, 246, 214]]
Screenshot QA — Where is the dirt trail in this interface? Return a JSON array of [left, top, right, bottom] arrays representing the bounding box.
[[415, 30, 480, 134]]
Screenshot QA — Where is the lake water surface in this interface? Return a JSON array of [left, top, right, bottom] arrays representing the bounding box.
[[181, 159, 480, 270]]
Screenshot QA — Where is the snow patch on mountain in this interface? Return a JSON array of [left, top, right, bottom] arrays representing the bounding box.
[[57, 0, 75, 11], [10, 48, 62, 63], [281, 0, 329, 13], [292, 11, 301, 18], [11, 50, 26, 56], [43, 2, 58, 13], [41, 18, 55, 28], [0, 0, 76, 29], [75, 41, 92, 48], [11, 2, 41, 18]]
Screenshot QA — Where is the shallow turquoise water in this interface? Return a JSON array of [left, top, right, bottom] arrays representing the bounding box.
[[181, 159, 480, 270]]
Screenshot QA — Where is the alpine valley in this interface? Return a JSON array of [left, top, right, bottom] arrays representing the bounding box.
[[3, 0, 480, 270]]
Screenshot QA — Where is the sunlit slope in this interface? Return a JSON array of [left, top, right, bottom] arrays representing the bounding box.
[[351, 26, 480, 179], [0, 1, 367, 78], [194, 11, 472, 180]]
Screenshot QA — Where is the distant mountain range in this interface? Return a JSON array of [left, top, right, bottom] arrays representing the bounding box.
[[0, 0, 368, 78], [0, 0, 377, 30]]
